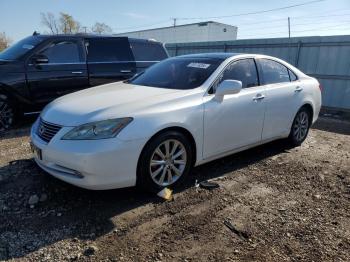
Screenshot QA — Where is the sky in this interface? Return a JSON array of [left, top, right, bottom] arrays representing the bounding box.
[[1, 0, 350, 42]]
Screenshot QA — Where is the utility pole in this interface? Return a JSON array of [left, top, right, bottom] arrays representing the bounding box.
[[288, 17, 291, 38], [172, 18, 177, 27]]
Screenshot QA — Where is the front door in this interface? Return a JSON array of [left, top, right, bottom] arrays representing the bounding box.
[[203, 58, 266, 158], [26, 38, 88, 104]]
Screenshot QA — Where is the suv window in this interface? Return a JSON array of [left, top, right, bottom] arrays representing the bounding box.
[[130, 41, 167, 61], [39, 41, 81, 63], [259, 59, 290, 84], [214, 59, 259, 91], [87, 38, 134, 62]]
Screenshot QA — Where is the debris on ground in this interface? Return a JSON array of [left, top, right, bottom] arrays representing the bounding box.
[[157, 187, 173, 201], [199, 180, 220, 190]]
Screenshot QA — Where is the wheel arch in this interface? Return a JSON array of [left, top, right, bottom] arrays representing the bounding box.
[[136, 126, 198, 175]]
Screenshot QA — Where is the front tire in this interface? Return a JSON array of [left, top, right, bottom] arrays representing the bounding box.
[[0, 94, 16, 132], [288, 107, 311, 146], [137, 131, 193, 192]]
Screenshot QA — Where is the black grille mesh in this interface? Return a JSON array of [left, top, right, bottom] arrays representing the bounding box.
[[37, 118, 62, 143]]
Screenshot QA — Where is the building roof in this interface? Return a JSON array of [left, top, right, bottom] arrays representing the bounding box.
[[115, 21, 237, 35]]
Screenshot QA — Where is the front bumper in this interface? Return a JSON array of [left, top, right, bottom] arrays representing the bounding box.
[[30, 121, 146, 190]]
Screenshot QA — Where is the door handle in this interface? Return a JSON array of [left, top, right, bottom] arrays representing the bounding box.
[[120, 70, 132, 73], [71, 71, 83, 74], [253, 94, 265, 101], [295, 86, 303, 92]]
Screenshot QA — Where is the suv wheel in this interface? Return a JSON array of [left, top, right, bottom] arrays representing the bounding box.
[[0, 94, 15, 132], [137, 131, 193, 192], [288, 107, 311, 146]]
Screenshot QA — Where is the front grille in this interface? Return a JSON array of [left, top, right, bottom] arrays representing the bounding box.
[[37, 118, 62, 143]]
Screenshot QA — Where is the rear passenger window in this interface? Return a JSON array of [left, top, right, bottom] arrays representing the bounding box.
[[259, 59, 290, 84], [87, 38, 134, 62], [130, 41, 168, 61], [288, 69, 298, 81], [217, 59, 259, 89]]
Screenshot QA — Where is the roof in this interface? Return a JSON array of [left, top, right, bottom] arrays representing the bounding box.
[[176, 52, 242, 60], [33, 34, 163, 43], [114, 21, 237, 35]]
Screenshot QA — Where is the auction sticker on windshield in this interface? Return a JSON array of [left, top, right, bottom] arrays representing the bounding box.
[[187, 62, 211, 69]]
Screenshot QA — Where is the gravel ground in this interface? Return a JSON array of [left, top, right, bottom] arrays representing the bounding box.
[[0, 117, 349, 261]]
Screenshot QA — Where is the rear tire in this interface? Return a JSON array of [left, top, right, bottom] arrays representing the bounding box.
[[0, 94, 16, 132], [287, 107, 311, 146], [137, 131, 193, 193]]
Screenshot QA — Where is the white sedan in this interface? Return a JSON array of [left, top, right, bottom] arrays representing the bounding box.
[[30, 53, 321, 191]]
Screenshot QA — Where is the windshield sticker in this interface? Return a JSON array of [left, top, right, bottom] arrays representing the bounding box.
[[22, 44, 34, 50], [187, 62, 211, 69]]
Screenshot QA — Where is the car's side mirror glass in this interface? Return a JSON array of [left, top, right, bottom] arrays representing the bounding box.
[[215, 80, 242, 99]]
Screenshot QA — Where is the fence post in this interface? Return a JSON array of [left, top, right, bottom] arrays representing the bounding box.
[[175, 44, 178, 56], [295, 41, 302, 67], [224, 44, 227, 53]]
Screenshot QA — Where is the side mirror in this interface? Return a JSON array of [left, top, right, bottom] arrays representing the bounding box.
[[32, 55, 49, 64], [215, 80, 242, 98]]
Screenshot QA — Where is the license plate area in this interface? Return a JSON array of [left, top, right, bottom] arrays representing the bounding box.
[[30, 142, 42, 160]]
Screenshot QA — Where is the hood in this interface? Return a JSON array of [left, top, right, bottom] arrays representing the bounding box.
[[41, 82, 191, 126]]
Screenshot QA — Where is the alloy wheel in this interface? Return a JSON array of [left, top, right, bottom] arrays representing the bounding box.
[[149, 139, 187, 187], [293, 111, 309, 142]]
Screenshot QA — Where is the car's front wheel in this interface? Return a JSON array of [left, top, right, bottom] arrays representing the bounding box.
[[0, 94, 16, 132], [288, 107, 311, 146], [137, 131, 193, 192]]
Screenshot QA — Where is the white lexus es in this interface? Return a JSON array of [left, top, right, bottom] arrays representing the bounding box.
[[30, 53, 321, 191]]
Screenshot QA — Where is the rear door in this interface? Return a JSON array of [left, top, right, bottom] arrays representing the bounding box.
[[256, 58, 302, 140], [26, 38, 88, 103], [86, 37, 136, 86], [129, 40, 168, 73]]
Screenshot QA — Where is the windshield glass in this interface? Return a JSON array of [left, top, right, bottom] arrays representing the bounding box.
[[129, 57, 223, 89], [0, 36, 44, 60]]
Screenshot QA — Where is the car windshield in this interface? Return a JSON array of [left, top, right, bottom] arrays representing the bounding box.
[[0, 36, 44, 60], [128, 57, 223, 89]]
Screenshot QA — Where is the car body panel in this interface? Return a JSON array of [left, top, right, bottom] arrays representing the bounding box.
[[31, 53, 322, 190]]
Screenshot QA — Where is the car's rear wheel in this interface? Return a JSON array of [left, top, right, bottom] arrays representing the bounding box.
[[137, 131, 193, 192], [0, 94, 15, 132], [288, 107, 311, 146]]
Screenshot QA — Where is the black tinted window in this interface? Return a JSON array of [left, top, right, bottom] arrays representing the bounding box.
[[0, 36, 44, 60], [129, 57, 222, 89], [218, 59, 259, 89], [87, 38, 133, 62], [288, 69, 298, 81], [39, 41, 81, 63], [131, 41, 167, 61], [259, 59, 290, 84]]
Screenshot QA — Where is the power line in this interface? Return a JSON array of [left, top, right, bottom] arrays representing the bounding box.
[[177, 0, 327, 20]]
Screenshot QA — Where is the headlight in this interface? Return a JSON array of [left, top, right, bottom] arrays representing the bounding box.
[[61, 118, 133, 140]]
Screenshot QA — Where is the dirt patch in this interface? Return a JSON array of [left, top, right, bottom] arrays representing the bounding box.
[[0, 118, 349, 261]]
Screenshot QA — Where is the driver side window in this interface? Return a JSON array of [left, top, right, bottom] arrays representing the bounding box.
[[212, 59, 259, 93], [38, 41, 82, 64]]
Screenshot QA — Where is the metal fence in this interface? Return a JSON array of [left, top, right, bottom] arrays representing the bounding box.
[[166, 35, 350, 112]]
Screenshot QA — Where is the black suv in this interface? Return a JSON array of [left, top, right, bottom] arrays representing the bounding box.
[[0, 34, 168, 131]]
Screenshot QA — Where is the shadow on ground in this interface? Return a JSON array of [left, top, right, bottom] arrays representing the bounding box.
[[0, 138, 292, 260]]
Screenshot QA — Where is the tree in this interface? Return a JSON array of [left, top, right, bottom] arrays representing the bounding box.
[[91, 22, 112, 34], [0, 32, 12, 51], [40, 12, 59, 34], [41, 12, 82, 34]]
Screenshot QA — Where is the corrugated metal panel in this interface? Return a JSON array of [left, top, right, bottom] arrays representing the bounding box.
[[166, 35, 350, 110]]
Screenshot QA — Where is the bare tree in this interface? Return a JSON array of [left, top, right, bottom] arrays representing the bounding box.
[[0, 32, 12, 51], [41, 12, 59, 34], [41, 12, 82, 34], [91, 22, 112, 34]]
